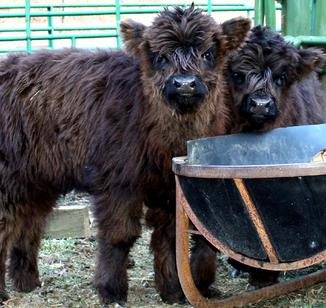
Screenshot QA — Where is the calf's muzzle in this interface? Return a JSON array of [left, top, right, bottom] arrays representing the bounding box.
[[163, 74, 208, 114], [241, 92, 278, 124]]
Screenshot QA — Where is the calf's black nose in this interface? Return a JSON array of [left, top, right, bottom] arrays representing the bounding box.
[[248, 95, 275, 116], [172, 75, 197, 95]]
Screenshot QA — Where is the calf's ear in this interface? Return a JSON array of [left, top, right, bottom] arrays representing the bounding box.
[[297, 48, 326, 77], [120, 20, 147, 57], [221, 17, 251, 52]]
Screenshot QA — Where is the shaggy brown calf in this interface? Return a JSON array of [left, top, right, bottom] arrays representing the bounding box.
[[226, 25, 325, 133], [226, 26, 326, 289], [0, 7, 250, 304]]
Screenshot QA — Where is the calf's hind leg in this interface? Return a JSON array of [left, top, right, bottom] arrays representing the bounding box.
[[93, 193, 143, 305], [228, 259, 279, 289], [191, 235, 218, 297], [8, 205, 53, 292], [0, 214, 14, 302]]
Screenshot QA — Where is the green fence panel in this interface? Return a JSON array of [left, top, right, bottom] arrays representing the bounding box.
[[115, 0, 121, 48], [47, 6, 54, 48], [282, 0, 312, 36], [282, 0, 326, 36], [264, 0, 275, 30], [283, 0, 326, 36], [254, 0, 264, 26], [0, 1, 283, 53], [316, 0, 326, 36], [24, 0, 31, 52], [253, 0, 278, 30], [281, 0, 326, 91]]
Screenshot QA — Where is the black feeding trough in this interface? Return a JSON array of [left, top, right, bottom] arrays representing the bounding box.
[[172, 123, 326, 307]]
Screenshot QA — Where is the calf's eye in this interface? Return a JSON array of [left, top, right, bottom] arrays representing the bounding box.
[[231, 72, 245, 86], [274, 73, 287, 87], [201, 49, 214, 65], [153, 54, 168, 69]]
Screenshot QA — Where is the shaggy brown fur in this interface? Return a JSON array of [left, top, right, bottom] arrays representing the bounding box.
[[226, 26, 326, 289], [0, 7, 250, 304]]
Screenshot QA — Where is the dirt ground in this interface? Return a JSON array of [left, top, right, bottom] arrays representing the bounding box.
[[2, 193, 326, 308], [3, 234, 326, 308]]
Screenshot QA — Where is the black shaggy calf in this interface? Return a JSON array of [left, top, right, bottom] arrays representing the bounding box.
[[0, 7, 251, 304], [226, 25, 325, 133], [226, 26, 326, 289]]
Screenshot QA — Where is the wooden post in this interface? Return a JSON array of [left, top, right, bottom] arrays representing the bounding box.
[[45, 205, 91, 238]]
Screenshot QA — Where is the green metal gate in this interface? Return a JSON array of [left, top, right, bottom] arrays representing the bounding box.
[[0, 1, 283, 54], [280, 0, 326, 92]]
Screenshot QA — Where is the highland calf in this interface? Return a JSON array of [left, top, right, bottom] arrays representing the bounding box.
[[226, 26, 326, 289], [0, 7, 250, 304], [226, 25, 325, 133]]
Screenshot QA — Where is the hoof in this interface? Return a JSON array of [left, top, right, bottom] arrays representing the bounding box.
[[12, 274, 41, 292], [231, 268, 241, 278], [202, 286, 221, 299], [160, 292, 186, 304], [0, 290, 9, 303], [95, 283, 127, 306], [127, 256, 135, 269], [231, 267, 249, 279], [248, 277, 279, 290]]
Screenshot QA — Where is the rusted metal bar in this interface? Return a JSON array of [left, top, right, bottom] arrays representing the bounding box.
[[234, 178, 279, 263], [176, 176, 209, 306], [213, 269, 326, 307], [186, 229, 202, 235]]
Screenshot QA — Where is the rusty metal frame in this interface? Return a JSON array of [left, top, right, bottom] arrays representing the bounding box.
[[176, 176, 326, 306]]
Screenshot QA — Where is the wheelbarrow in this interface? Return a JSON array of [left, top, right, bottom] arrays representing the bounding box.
[[172, 123, 326, 307]]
